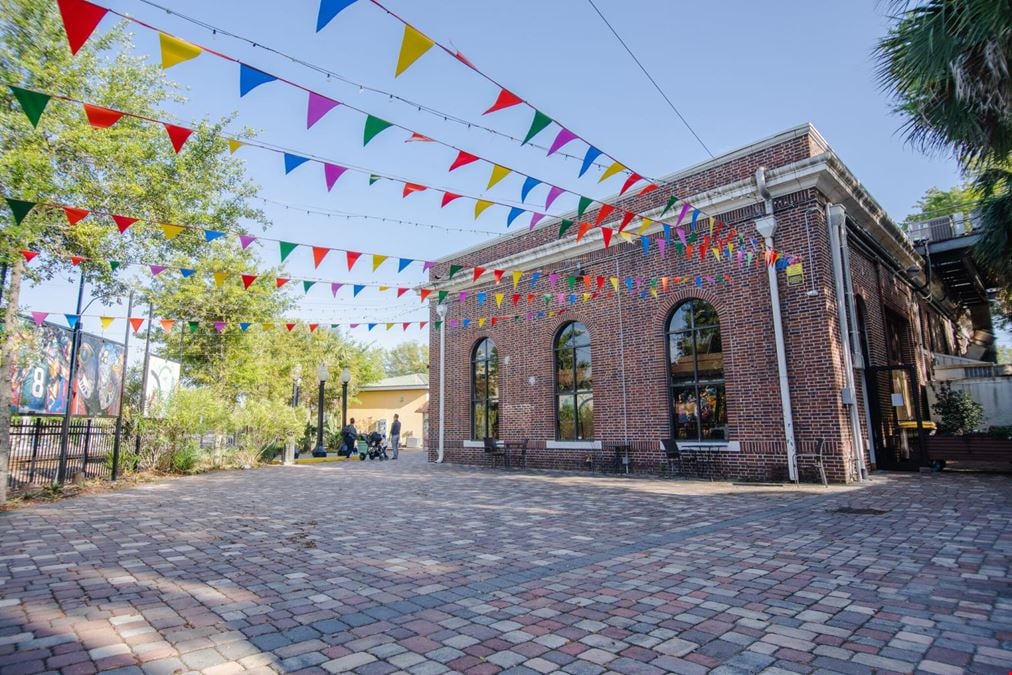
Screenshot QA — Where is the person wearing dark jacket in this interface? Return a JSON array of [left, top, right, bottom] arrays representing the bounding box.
[[389, 414, 401, 459]]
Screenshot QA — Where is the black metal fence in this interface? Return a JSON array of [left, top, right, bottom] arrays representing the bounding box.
[[7, 417, 120, 492]]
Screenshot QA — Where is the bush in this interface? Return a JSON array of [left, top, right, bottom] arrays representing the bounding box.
[[169, 442, 201, 474], [988, 425, 1012, 440], [233, 399, 303, 468], [932, 382, 985, 435]]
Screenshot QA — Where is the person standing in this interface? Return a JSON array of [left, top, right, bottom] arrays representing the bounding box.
[[390, 414, 401, 459]]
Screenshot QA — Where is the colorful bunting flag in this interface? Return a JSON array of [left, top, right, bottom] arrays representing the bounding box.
[[394, 25, 434, 76], [228, 139, 244, 154], [449, 150, 479, 171], [506, 207, 523, 227], [129, 317, 144, 333], [188, 321, 199, 333], [83, 103, 122, 128], [402, 183, 426, 197], [31, 311, 48, 326], [547, 128, 577, 156], [214, 321, 226, 333], [620, 172, 642, 195], [545, 185, 564, 210], [372, 254, 388, 271], [112, 215, 137, 233], [70, 256, 86, 266], [279, 241, 298, 262], [303, 280, 316, 293], [204, 230, 224, 242], [276, 277, 291, 288], [180, 268, 194, 278], [99, 316, 114, 331], [63, 206, 89, 225], [324, 163, 347, 191], [441, 192, 461, 207], [239, 64, 277, 96], [331, 282, 342, 297], [7, 198, 36, 225], [474, 200, 493, 219], [363, 115, 393, 145], [312, 246, 329, 268], [9, 86, 50, 128], [57, 0, 108, 55], [523, 111, 552, 144], [149, 265, 166, 276], [353, 285, 364, 296], [307, 91, 340, 129], [213, 272, 228, 287], [577, 196, 593, 219], [160, 319, 175, 334], [239, 234, 257, 249], [579, 146, 602, 177], [419, 289, 432, 302], [241, 274, 257, 289], [161, 223, 184, 240], [520, 176, 541, 202], [484, 88, 522, 114], [595, 204, 615, 226], [284, 153, 309, 174], [599, 161, 625, 183], [397, 258, 412, 272], [159, 33, 202, 69], [487, 164, 511, 189], [558, 219, 573, 237], [316, 0, 357, 31], [346, 250, 362, 270]]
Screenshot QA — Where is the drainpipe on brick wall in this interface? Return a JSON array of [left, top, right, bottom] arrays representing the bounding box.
[[827, 204, 871, 479], [436, 302, 448, 463], [754, 167, 798, 481], [615, 259, 629, 444]]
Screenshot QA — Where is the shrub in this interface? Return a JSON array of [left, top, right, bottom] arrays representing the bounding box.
[[169, 442, 201, 474], [232, 399, 303, 468], [931, 382, 984, 435]]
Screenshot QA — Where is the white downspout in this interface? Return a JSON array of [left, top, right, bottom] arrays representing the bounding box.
[[755, 168, 798, 481], [826, 204, 869, 480], [436, 302, 448, 463]]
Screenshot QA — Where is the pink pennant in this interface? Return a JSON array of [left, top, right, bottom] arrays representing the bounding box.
[[529, 212, 546, 230], [422, 261, 435, 273], [214, 321, 226, 333], [324, 163, 347, 191], [307, 91, 340, 129], [239, 235, 257, 249], [31, 311, 48, 326], [547, 128, 577, 156], [149, 265, 166, 276], [331, 282, 343, 297], [545, 185, 565, 210]]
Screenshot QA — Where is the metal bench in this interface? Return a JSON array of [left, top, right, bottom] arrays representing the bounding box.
[[795, 438, 828, 486]]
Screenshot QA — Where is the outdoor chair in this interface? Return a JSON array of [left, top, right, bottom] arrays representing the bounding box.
[[662, 438, 696, 478], [795, 438, 828, 486], [483, 437, 505, 469]]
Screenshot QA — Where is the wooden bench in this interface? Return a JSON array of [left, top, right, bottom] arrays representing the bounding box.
[[926, 434, 1012, 469]]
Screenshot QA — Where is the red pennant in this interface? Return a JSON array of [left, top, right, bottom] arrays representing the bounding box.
[[448, 150, 479, 171], [285, 323, 296, 332], [441, 192, 462, 207], [312, 246, 329, 268], [112, 215, 137, 233], [484, 88, 522, 114], [473, 266, 485, 282], [638, 183, 659, 196], [620, 173, 643, 195], [63, 207, 89, 225], [491, 317, 498, 326], [403, 322, 411, 331], [309, 323, 318, 332], [396, 287, 408, 298], [83, 103, 123, 128], [70, 256, 86, 266], [20, 250, 38, 262], [346, 250, 362, 270], [494, 269, 505, 284], [594, 204, 615, 226], [527, 293, 534, 304], [596, 276, 605, 291], [601, 227, 613, 248], [57, 0, 108, 55], [419, 321, 427, 329], [276, 277, 290, 288], [164, 123, 193, 153], [129, 317, 144, 333], [419, 289, 432, 302], [241, 274, 257, 289], [511, 294, 520, 307], [576, 222, 592, 241], [402, 182, 426, 197], [618, 211, 635, 232]]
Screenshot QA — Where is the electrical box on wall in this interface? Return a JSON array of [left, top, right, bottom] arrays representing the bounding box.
[[841, 388, 855, 405]]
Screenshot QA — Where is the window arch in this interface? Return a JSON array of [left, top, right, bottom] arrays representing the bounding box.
[[554, 322, 593, 440], [667, 299, 726, 441], [471, 338, 499, 440]]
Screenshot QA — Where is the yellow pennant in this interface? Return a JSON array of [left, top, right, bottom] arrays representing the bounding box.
[[372, 254, 388, 271], [378, 285, 390, 292], [711, 247, 721, 261], [610, 277, 619, 292], [213, 272, 228, 287], [478, 317, 486, 328], [709, 216, 715, 236], [262, 322, 274, 331], [637, 218, 652, 235], [495, 293, 505, 308], [650, 288, 658, 299], [548, 310, 555, 318], [619, 231, 633, 243], [386, 323, 394, 331], [227, 139, 244, 154], [474, 199, 493, 219], [159, 33, 202, 69], [487, 164, 511, 189], [161, 223, 185, 240], [598, 161, 625, 183], [99, 316, 115, 331], [582, 293, 590, 303], [395, 25, 435, 77], [512, 270, 522, 288]]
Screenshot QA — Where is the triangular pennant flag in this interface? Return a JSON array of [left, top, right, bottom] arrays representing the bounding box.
[[547, 128, 577, 156], [372, 254, 388, 271], [545, 185, 565, 210], [188, 321, 199, 333], [529, 212, 546, 229], [449, 265, 462, 279], [577, 196, 593, 219], [406, 131, 432, 142], [112, 215, 137, 233], [396, 287, 409, 298], [660, 195, 678, 217], [478, 317, 486, 328], [520, 176, 542, 203], [284, 153, 310, 174], [511, 294, 521, 307], [331, 282, 343, 297], [63, 206, 89, 225], [324, 163, 348, 191], [161, 223, 185, 240], [179, 268, 195, 278], [601, 227, 613, 249], [316, 0, 357, 31], [64, 314, 78, 329], [70, 255, 86, 266], [353, 284, 364, 296], [402, 183, 426, 198], [149, 265, 166, 276], [618, 211, 635, 232], [363, 115, 394, 146], [487, 165, 511, 189], [639, 184, 658, 196], [477, 291, 486, 305], [204, 229, 225, 242], [30, 311, 48, 326], [523, 110, 552, 144], [368, 323, 377, 331], [598, 161, 625, 183], [474, 200, 493, 219], [558, 219, 573, 237], [129, 317, 144, 333], [160, 319, 175, 334], [7, 198, 36, 225], [576, 222, 592, 241], [494, 269, 505, 284], [512, 271, 523, 288], [579, 146, 602, 177], [241, 274, 257, 289], [506, 207, 524, 227], [276, 277, 291, 288], [395, 24, 435, 76], [310, 323, 319, 332], [239, 322, 251, 332], [473, 266, 485, 282], [484, 88, 522, 114], [279, 241, 298, 262], [397, 258, 412, 272], [307, 91, 340, 129], [419, 321, 427, 329], [620, 173, 642, 195], [165, 123, 193, 152], [637, 218, 652, 235], [419, 289, 433, 303], [423, 261, 435, 273], [441, 192, 462, 207], [312, 246, 329, 268], [213, 322, 226, 333], [641, 236, 651, 255], [239, 64, 277, 96], [159, 33, 202, 69], [83, 103, 122, 128], [402, 322, 411, 331], [285, 322, 297, 332], [368, 174, 380, 185], [346, 250, 362, 270], [495, 293, 505, 308], [303, 280, 316, 293], [99, 316, 114, 331], [448, 150, 479, 172], [213, 272, 228, 287], [595, 204, 615, 226], [438, 290, 448, 303], [239, 234, 257, 250], [9, 86, 50, 128], [228, 139, 244, 154], [57, 0, 108, 55]]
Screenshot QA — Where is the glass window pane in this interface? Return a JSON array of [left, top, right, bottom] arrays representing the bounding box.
[[486, 357, 498, 399], [575, 346, 592, 390], [669, 334, 695, 382], [699, 385, 727, 440], [693, 301, 719, 328], [577, 394, 594, 440], [671, 386, 699, 440], [556, 347, 574, 392], [668, 303, 694, 333], [695, 328, 723, 382], [473, 361, 487, 400], [488, 400, 499, 439], [570, 322, 590, 348], [557, 396, 576, 440], [472, 402, 486, 440]]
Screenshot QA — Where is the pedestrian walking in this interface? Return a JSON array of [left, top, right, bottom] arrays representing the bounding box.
[[390, 414, 401, 459]]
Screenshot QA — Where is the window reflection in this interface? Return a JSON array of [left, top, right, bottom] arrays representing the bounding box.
[[471, 338, 499, 439], [666, 300, 726, 441], [555, 322, 593, 440]]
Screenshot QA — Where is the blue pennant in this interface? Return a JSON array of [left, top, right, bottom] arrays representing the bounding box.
[[239, 322, 251, 332], [353, 284, 364, 296], [662, 223, 672, 246], [179, 268, 195, 278], [529, 271, 541, 288], [367, 322, 376, 331], [640, 235, 650, 255], [317, 0, 357, 32], [204, 230, 225, 242], [239, 64, 277, 96], [462, 319, 470, 328], [397, 258, 412, 273], [65, 314, 79, 329], [579, 146, 603, 177], [690, 208, 700, 230], [477, 292, 486, 306], [520, 176, 541, 203], [506, 206, 524, 227], [284, 153, 310, 174]]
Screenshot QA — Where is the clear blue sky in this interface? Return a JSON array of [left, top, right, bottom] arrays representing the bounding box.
[[23, 0, 966, 356]]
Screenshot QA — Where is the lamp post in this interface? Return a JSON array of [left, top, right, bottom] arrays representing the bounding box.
[[313, 363, 329, 457], [436, 303, 448, 463], [286, 364, 302, 465], [340, 367, 351, 430]]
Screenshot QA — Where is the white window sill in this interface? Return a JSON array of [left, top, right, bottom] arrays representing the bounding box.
[[661, 441, 740, 452], [545, 440, 602, 450], [463, 439, 503, 448]]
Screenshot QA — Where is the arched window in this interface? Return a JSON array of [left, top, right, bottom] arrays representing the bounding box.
[[554, 322, 593, 440], [667, 299, 726, 441], [471, 338, 498, 440]]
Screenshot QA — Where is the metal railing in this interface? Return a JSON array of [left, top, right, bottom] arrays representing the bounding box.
[[907, 213, 978, 244], [7, 417, 117, 491]]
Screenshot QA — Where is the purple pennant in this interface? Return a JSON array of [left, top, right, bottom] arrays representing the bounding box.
[[677, 203, 691, 226], [307, 91, 341, 129], [214, 321, 226, 333], [324, 163, 347, 191], [149, 265, 166, 276], [676, 227, 688, 247], [449, 319, 458, 329], [239, 235, 257, 250], [330, 282, 342, 297], [458, 291, 468, 303], [350, 323, 359, 329], [658, 238, 666, 258], [545, 185, 565, 210], [422, 261, 435, 273], [529, 212, 545, 230], [549, 272, 558, 289], [547, 128, 577, 156]]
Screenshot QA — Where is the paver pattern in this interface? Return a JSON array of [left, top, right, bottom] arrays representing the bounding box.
[[1, 453, 1010, 674]]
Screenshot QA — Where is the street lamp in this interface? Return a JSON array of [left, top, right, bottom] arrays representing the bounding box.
[[340, 367, 351, 431], [436, 303, 448, 463], [286, 364, 303, 465], [313, 362, 329, 457]]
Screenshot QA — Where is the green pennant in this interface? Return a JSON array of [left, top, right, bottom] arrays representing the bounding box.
[[368, 174, 380, 185], [438, 290, 448, 304], [10, 86, 50, 128], [687, 232, 697, 244], [303, 280, 316, 293], [449, 264, 462, 279], [649, 278, 658, 288], [660, 195, 678, 217], [558, 219, 573, 237], [279, 241, 298, 262], [109, 261, 121, 272], [6, 198, 36, 225], [434, 320, 442, 331], [188, 321, 199, 333], [566, 275, 576, 290], [543, 294, 551, 305], [577, 196, 593, 219], [363, 115, 394, 146], [523, 110, 552, 144]]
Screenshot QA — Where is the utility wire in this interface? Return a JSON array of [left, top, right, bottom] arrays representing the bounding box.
[[585, 0, 713, 158]]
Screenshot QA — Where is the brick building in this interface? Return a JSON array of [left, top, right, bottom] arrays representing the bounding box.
[[424, 125, 995, 483]]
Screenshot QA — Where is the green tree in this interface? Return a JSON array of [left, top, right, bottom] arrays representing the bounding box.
[[0, 0, 259, 500], [382, 341, 429, 377], [904, 182, 981, 227]]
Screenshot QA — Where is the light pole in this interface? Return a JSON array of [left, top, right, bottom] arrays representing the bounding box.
[[340, 367, 351, 431], [286, 364, 302, 464], [436, 303, 448, 463], [313, 362, 328, 457]]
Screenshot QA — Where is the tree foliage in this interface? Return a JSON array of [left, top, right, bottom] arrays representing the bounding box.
[[382, 341, 429, 377]]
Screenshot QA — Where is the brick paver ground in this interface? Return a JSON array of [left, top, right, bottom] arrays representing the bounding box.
[[1, 452, 1010, 674]]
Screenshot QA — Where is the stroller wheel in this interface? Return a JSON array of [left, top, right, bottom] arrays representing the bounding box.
[[358, 453, 366, 461]]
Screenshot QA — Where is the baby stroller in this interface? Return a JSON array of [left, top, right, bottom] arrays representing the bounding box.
[[366, 431, 389, 460], [337, 427, 360, 459]]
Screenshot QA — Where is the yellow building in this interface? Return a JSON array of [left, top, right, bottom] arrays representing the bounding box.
[[349, 374, 428, 448]]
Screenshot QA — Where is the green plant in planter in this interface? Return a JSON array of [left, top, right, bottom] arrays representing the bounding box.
[[931, 382, 984, 435]]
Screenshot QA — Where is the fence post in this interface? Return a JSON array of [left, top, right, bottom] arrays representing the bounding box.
[[81, 419, 92, 479], [27, 418, 42, 484]]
